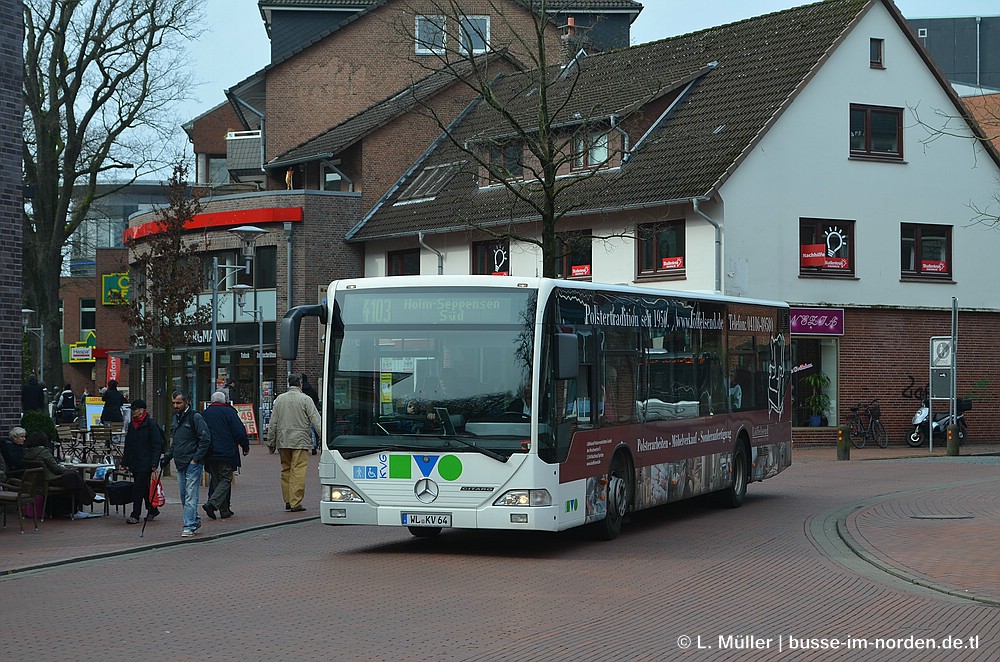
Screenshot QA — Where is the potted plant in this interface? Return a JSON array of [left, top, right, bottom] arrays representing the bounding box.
[[802, 371, 831, 426]]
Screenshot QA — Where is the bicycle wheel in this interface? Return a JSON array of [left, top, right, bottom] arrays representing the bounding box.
[[848, 418, 866, 448], [874, 420, 888, 448]]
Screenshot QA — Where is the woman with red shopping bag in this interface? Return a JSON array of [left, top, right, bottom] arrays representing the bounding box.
[[120, 399, 164, 524]]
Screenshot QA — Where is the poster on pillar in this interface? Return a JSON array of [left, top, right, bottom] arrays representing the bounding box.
[[106, 356, 122, 384]]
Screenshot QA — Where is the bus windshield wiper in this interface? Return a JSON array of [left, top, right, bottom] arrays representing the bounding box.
[[340, 444, 422, 459], [438, 435, 508, 462]]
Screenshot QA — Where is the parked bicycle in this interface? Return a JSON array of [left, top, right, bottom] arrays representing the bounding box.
[[846, 398, 887, 449]]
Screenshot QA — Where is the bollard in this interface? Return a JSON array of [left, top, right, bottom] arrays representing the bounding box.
[[946, 423, 960, 456], [837, 425, 850, 460]]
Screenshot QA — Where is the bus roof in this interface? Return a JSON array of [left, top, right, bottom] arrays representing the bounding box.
[[326, 275, 790, 310]]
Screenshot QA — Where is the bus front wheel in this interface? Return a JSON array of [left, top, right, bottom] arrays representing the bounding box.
[[596, 453, 632, 541], [717, 442, 748, 508]]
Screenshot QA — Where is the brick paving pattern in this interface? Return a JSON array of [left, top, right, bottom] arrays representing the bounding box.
[[2, 444, 998, 661]]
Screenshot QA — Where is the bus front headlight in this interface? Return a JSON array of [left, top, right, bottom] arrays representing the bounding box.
[[494, 489, 552, 507], [328, 486, 365, 503]]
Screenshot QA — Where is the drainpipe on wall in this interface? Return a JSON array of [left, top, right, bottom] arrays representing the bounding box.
[[692, 198, 722, 294], [418, 231, 444, 275]]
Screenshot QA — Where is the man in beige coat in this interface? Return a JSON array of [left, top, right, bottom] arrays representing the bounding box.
[[266, 373, 322, 512]]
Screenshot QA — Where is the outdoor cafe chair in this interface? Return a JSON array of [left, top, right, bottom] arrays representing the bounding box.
[[0, 467, 47, 533]]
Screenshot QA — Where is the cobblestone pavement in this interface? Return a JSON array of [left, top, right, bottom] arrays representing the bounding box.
[[2, 443, 998, 661]]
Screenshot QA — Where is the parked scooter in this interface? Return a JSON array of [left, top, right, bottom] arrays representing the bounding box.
[[907, 398, 970, 447]]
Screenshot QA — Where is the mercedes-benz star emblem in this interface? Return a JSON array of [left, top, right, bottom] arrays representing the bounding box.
[[414, 478, 439, 503]]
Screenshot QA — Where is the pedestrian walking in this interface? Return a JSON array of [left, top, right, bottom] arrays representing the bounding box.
[[301, 373, 321, 455], [266, 373, 321, 512], [101, 379, 125, 425], [201, 390, 250, 520], [224, 378, 238, 405], [55, 384, 77, 423], [21, 375, 46, 414], [161, 389, 211, 537], [120, 399, 164, 524]]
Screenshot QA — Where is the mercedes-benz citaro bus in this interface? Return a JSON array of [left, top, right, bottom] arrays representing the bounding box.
[[280, 276, 791, 540]]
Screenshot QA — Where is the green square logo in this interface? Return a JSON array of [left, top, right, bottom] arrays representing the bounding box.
[[389, 455, 411, 479]]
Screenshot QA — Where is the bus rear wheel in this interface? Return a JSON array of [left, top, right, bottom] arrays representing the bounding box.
[[408, 526, 442, 538], [596, 453, 632, 541], [717, 442, 748, 508]]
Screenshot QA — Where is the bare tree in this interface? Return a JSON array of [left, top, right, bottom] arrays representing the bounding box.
[[911, 95, 1000, 227], [22, 0, 204, 388], [111, 165, 211, 419], [389, 0, 659, 276]]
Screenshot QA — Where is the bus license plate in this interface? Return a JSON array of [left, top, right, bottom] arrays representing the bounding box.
[[402, 513, 451, 527]]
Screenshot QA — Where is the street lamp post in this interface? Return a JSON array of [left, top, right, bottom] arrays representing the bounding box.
[[21, 308, 45, 384], [232, 284, 264, 421], [208, 226, 266, 395]]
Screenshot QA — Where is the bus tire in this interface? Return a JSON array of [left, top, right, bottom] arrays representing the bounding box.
[[595, 452, 632, 541], [408, 526, 442, 538], [717, 441, 749, 508]]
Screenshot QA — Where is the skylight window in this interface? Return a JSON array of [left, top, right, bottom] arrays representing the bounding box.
[[396, 162, 463, 203]]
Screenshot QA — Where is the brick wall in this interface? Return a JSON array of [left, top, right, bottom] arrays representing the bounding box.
[[264, 0, 562, 160], [793, 307, 1000, 447], [0, 0, 23, 428], [189, 102, 245, 154]]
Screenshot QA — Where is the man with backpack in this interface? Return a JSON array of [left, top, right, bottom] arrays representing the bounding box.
[[161, 389, 211, 538]]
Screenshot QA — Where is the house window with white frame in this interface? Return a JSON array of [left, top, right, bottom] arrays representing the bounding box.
[[415, 15, 446, 54], [460, 16, 489, 54]]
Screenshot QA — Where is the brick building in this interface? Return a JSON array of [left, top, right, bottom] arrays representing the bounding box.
[[128, 0, 638, 423], [1, 0, 23, 429]]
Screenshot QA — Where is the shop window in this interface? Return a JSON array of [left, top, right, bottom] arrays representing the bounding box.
[[901, 223, 951, 280], [553, 231, 592, 279], [637, 219, 685, 279], [799, 218, 854, 277], [472, 239, 509, 275], [792, 337, 837, 427], [388, 248, 420, 276]]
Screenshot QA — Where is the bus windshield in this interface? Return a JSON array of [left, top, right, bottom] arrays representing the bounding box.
[[326, 287, 538, 458]]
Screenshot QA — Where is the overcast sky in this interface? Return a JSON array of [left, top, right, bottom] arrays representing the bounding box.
[[179, 1, 999, 133]]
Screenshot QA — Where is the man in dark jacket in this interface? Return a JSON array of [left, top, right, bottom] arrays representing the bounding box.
[[162, 389, 211, 538], [21, 375, 46, 414], [120, 399, 164, 524], [200, 390, 250, 520]]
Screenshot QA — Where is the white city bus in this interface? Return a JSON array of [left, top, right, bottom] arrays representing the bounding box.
[[281, 276, 791, 539]]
